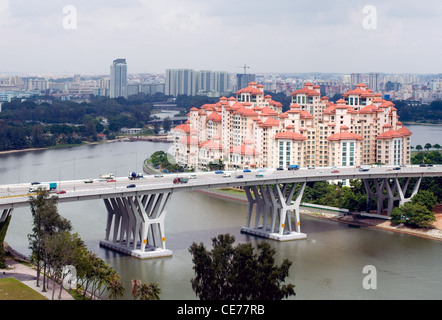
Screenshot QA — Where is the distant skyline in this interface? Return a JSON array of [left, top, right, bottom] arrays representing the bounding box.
[[0, 0, 441, 75]]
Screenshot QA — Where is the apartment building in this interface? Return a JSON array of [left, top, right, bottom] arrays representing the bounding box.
[[171, 82, 412, 170]]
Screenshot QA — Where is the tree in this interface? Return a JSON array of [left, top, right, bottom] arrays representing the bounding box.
[[411, 190, 437, 211], [424, 143, 432, 151], [189, 233, 295, 300], [28, 189, 72, 289], [0, 215, 12, 268], [434, 143, 441, 150], [391, 202, 436, 228], [131, 279, 161, 300], [415, 145, 423, 151]]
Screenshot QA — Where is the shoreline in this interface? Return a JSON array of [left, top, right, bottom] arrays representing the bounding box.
[[199, 188, 442, 242], [0, 135, 171, 156]]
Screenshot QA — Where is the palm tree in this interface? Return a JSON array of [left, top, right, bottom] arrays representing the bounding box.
[[131, 279, 161, 300], [107, 273, 125, 300]]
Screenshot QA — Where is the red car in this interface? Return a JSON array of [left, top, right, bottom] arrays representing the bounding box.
[[332, 170, 340, 173], [107, 179, 116, 182], [57, 190, 66, 194]]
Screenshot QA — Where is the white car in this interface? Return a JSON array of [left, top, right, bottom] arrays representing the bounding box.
[[222, 172, 231, 177], [154, 174, 163, 178], [84, 179, 93, 183]]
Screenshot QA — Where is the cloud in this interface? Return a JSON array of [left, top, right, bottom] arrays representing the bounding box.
[[0, 0, 440, 74]]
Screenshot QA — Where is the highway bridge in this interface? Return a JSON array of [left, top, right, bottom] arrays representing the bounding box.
[[1, 165, 441, 258]]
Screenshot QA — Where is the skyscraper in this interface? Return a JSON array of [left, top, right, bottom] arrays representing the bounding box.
[[369, 73, 380, 92], [110, 59, 128, 99], [236, 73, 256, 91], [165, 69, 197, 96], [350, 73, 361, 87]]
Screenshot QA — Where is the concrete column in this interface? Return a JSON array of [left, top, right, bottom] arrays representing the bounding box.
[[362, 177, 423, 219], [241, 182, 307, 241], [100, 193, 173, 259]]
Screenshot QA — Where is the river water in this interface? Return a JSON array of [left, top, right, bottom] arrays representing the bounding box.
[[3, 134, 442, 300]]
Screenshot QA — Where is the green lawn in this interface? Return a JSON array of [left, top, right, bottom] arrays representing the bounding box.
[[0, 278, 47, 300]]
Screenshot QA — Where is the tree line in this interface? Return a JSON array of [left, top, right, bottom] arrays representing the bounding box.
[[393, 100, 442, 124]]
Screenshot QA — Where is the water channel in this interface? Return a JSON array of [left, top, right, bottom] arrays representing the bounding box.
[[2, 127, 442, 300]]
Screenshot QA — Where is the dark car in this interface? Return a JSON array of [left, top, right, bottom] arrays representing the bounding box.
[[393, 167, 401, 170], [276, 167, 284, 170], [419, 164, 427, 167], [236, 175, 244, 179], [31, 181, 40, 185], [126, 184, 136, 188]]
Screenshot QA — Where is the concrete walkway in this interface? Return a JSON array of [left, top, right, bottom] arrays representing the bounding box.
[[1, 258, 75, 300]]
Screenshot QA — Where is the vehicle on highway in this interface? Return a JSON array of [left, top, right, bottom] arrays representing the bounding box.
[[84, 178, 93, 183], [128, 172, 144, 180], [419, 164, 427, 167], [188, 174, 197, 179], [57, 190, 66, 194], [243, 169, 252, 172], [107, 179, 116, 182], [222, 172, 231, 177], [332, 170, 340, 173], [154, 174, 163, 178], [29, 184, 49, 192], [173, 178, 188, 184], [288, 165, 300, 170], [307, 165, 315, 169], [276, 167, 284, 170], [126, 184, 136, 188], [31, 182, 40, 185], [359, 165, 370, 172], [256, 174, 264, 178], [215, 170, 224, 174], [393, 167, 401, 170], [99, 173, 115, 181], [236, 175, 244, 179]]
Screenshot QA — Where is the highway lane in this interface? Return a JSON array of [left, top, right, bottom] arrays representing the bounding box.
[[1, 165, 441, 209]]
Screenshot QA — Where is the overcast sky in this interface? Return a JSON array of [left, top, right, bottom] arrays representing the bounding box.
[[0, 0, 440, 75]]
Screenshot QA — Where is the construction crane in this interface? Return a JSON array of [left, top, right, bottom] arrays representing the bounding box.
[[236, 64, 250, 75]]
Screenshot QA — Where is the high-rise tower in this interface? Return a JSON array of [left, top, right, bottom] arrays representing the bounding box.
[[110, 59, 128, 99]]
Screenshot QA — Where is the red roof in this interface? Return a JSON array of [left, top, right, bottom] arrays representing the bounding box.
[[376, 129, 403, 139], [290, 86, 320, 96], [236, 86, 263, 95], [200, 139, 223, 150], [230, 144, 259, 156], [206, 112, 222, 122], [274, 131, 307, 141], [327, 131, 363, 141], [178, 136, 199, 145], [172, 124, 196, 134], [261, 117, 280, 127]]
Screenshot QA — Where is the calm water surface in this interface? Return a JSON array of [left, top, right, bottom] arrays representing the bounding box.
[[3, 131, 442, 300]]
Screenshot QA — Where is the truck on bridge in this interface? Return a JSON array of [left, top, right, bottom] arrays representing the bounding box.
[[29, 184, 50, 192], [128, 172, 144, 180], [99, 173, 115, 181], [173, 177, 188, 184]]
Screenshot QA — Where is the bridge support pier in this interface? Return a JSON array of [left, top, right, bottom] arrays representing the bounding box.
[[100, 193, 173, 259], [241, 182, 307, 241], [0, 208, 13, 224], [362, 177, 422, 219]]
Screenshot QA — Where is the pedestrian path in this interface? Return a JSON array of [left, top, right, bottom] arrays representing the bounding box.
[[1, 258, 74, 300]]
